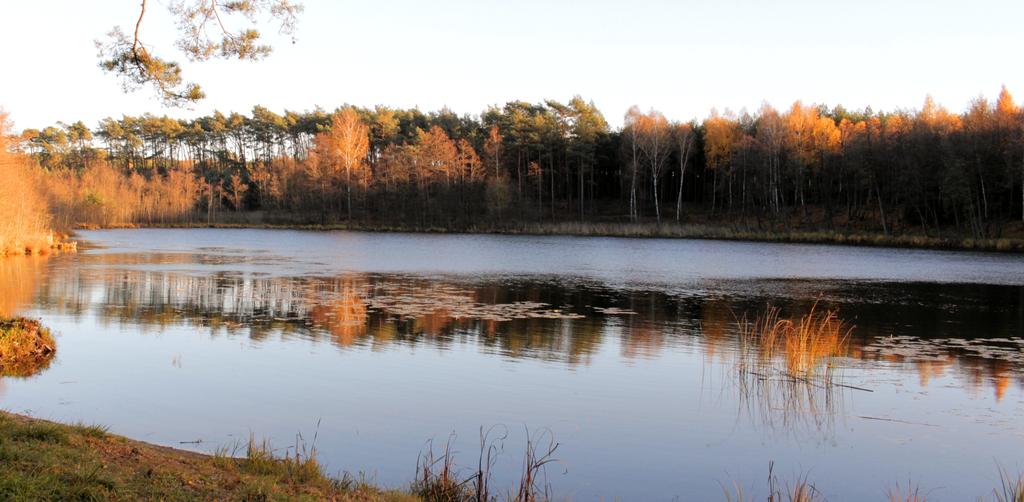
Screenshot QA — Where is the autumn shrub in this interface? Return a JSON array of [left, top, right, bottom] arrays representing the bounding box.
[[46, 161, 203, 228], [0, 111, 53, 256]]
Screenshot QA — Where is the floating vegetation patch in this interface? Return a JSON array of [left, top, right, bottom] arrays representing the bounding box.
[[0, 317, 57, 377], [365, 286, 586, 322], [861, 336, 1024, 367], [592, 306, 638, 315]]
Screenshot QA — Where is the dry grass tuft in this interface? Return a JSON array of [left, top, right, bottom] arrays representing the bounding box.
[[886, 478, 927, 501], [241, 431, 333, 489], [722, 462, 823, 502], [412, 436, 466, 502], [994, 466, 1024, 502], [766, 462, 822, 502], [411, 427, 557, 502]]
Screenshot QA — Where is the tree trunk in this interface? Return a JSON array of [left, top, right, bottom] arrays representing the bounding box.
[[346, 169, 352, 220], [321, 178, 328, 225], [630, 152, 638, 221], [711, 169, 717, 213], [675, 155, 688, 222], [875, 183, 888, 236], [579, 158, 584, 221], [550, 155, 555, 220], [978, 168, 988, 220], [652, 175, 661, 222], [538, 171, 543, 217]]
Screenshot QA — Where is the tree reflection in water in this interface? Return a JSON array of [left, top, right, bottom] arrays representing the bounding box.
[[0, 256, 46, 318], [17, 252, 1024, 403], [0, 257, 57, 378]]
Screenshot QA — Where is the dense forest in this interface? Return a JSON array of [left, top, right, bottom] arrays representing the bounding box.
[[7, 88, 1024, 242]]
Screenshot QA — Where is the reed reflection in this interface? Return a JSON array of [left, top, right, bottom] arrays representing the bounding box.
[[731, 304, 852, 439]]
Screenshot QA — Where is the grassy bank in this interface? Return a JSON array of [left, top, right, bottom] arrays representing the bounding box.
[[0, 412, 556, 502], [83, 218, 1024, 253], [0, 411, 417, 502]]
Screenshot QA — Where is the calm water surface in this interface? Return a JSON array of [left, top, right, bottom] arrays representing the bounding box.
[[3, 229, 1024, 500]]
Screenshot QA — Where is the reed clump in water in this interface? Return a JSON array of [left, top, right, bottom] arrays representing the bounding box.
[[0, 317, 56, 377], [736, 303, 852, 381], [729, 304, 855, 436]]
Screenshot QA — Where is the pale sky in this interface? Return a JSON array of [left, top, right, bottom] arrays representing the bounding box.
[[2, 0, 1021, 130]]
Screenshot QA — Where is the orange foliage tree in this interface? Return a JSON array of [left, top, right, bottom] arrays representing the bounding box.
[[0, 110, 53, 255], [309, 108, 370, 220]]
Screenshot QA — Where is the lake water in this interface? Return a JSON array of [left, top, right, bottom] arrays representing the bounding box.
[[2, 229, 1024, 500]]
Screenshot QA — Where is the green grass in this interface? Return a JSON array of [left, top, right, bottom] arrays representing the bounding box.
[[70, 422, 110, 439]]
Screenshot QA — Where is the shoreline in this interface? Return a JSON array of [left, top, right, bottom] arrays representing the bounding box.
[[3, 411, 1021, 501], [75, 220, 1024, 254]]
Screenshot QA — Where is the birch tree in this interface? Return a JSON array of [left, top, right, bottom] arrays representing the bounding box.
[[673, 122, 695, 221], [637, 109, 672, 221]]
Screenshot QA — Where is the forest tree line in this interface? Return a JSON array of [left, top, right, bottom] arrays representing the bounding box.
[[13, 88, 1024, 238]]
